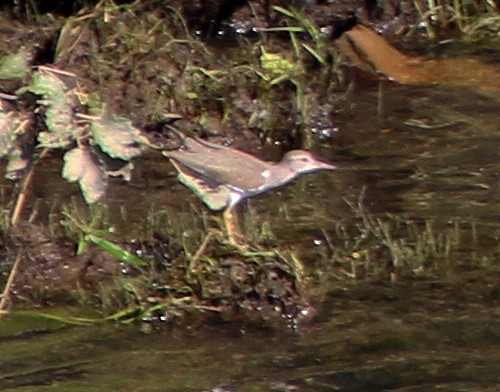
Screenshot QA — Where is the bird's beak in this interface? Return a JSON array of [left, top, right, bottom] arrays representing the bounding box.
[[318, 161, 337, 171]]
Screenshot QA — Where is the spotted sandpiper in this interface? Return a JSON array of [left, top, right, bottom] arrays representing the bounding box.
[[162, 132, 336, 243]]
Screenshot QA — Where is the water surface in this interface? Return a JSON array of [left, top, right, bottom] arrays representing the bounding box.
[[1, 48, 499, 392]]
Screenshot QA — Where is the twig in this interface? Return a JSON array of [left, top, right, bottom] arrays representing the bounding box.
[[10, 148, 50, 227], [2, 148, 50, 317], [0, 251, 23, 316], [189, 231, 214, 275]]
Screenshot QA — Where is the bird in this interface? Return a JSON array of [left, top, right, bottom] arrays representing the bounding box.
[[162, 132, 336, 244]]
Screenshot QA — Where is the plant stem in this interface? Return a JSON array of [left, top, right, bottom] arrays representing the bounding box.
[[0, 251, 23, 315], [10, 148, 49, 227]]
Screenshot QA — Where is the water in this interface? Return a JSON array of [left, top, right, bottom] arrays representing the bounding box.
[[0, 278, 498, 391], [1, 57, 499, 392]]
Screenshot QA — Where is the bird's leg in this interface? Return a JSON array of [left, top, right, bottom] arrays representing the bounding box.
[[223, 206, 244, 245]]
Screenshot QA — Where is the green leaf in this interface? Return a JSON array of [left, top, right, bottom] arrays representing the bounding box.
[[259, 47, 295, 76], [273, 6, 321, 44], [291, 8, 321, 43], [272, 5, 295, 18], [85, 234, 147, 267], [0, 49, 30, 80], [269, 73, 291, 86], [91, 114, 143, 160], [0, 111, 20, 157], [0, 106, 30, 180], [302, 43, 326, 66], [27, 69, 76, 147], [104, 306, 143, 322], [37, 128, 74, 149], [6, 144, 29, 180], [62, 147, 106, 204], [28, 70, 66, 100], [76, 234, 88, 255], [262, 26, 305, 33], [186, 92, 198, 100], [290, 30, 301, 58], [16, 310, 101, 326]]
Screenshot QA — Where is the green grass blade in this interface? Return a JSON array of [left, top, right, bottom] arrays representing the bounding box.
[[86, 235, 147, 267]]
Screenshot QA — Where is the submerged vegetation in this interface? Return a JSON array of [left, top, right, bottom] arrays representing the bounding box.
[[0, 0, 498, 326]]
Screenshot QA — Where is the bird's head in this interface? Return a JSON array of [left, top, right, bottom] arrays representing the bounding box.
[[281, 150, 336, 174]]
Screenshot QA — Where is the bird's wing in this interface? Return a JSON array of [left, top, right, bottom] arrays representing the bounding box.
[[164, 138, 272, 191], [170, 160, 230, 211]]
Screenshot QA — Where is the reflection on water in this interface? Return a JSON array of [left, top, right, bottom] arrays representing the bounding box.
[[1, 58, 499, 392], [247, 81, 499, 263], [332, 83, 500, 227], [0, 277, 498, 391]]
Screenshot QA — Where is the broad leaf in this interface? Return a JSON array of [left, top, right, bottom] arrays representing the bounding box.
[[27, 70, 76, 147], [6, 144, 29, 180], [37, 102, 75, 148], [0, 111, 19, 157], [91, 114, 143, 160], [0, 49, 30, 80], [62, 147, 106, 204], [0, 104, 30, 179], [28, 71, 67, 100], [37, 128, 73, 148]]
